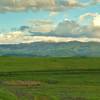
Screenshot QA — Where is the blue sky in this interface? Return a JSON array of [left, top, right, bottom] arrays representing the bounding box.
[[0, 0, 100, 44], [0, 0, 99, 31]]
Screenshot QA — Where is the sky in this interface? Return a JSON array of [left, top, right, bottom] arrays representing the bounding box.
[[0, 0, 100, 44]]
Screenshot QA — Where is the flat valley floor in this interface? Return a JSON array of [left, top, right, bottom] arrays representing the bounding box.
[[0, 57, 100, 100]]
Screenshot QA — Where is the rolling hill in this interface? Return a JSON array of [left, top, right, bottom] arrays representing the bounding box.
[[0, 42, 100, 57]]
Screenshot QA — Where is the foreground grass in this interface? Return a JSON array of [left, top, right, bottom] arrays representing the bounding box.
[[0, 57, 100, 100], [0, 57, 100, 72]]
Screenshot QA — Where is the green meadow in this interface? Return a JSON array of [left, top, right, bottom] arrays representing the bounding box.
[[0, 57, 100, 100]]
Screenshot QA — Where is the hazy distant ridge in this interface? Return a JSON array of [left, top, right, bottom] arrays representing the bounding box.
[[0, 42, 100, 57]]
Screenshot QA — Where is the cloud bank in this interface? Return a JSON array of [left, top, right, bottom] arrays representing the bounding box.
[[0, 0, 99, 13], [17, 13, 100, 38], [0, 31, 100, 44]]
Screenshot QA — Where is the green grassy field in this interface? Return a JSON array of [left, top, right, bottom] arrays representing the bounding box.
[[0, 57, 100, 100]]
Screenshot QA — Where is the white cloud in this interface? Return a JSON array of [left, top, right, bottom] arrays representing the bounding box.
[[79, 13, 96, 22], [49, 12, 58, 17], [0, 31, 25, 44], [54, 19, 81, 35], [0, 31, 100, 44], [79, 13, 100, 37], [93, 14, 100, 27], [79, 13, 100, 27], [27, 19, 56, 33]]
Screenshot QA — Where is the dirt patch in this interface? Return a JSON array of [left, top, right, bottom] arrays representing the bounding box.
[[3, 80, 41, 87]]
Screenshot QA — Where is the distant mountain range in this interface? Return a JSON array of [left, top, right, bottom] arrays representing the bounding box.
[[0, 41, 100, 57]]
